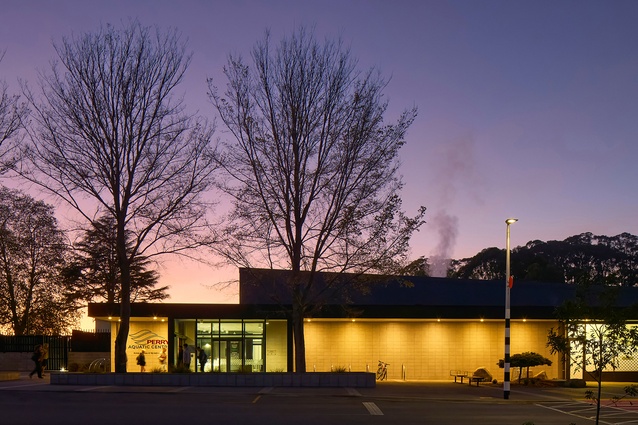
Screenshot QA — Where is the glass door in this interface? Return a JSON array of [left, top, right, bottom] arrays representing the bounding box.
[[219, 340, 243, 372], [227, 339, 243, 372]]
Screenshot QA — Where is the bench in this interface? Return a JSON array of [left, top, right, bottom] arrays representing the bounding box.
[[450, 370, 468, 383], [469, 376, 486, 386]]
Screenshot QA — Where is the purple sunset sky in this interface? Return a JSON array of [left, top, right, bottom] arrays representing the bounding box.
[[2, 0, 637, 302]]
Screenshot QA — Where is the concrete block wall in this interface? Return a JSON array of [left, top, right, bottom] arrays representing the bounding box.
[[265, 320, 288, 371], [0, 351, 112, 372], [50, 371, 376, 387], [0, 352, 34, 371], [304, 319, 560, 381], [68, 352, 110, 370]]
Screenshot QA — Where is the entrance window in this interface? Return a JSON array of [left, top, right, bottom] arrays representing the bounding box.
[[180, 319, 271, 372], [244, 321, 264, 335]]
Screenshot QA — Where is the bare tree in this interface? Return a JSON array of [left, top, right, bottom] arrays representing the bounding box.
[[0, 187, 79, 335], [209, 27, 425, 372], [0, 51, 28, 173], [20, 21, 218, 372]]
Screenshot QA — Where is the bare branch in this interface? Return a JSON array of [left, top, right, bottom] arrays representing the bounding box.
[[19, 20, 219, 371], [209, 26, 425, 371]]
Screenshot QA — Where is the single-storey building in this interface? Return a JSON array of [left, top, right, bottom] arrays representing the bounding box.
[[88, 268, 638, 381]]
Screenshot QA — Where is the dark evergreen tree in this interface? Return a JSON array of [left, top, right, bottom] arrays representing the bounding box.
[[64, 215, 169, 304], [447, 233, 638, 286]]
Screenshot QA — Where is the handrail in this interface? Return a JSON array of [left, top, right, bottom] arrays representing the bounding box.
[[88, 358, 108, 372]]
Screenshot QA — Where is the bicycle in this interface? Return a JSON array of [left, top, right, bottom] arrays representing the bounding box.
[[376, 360, 389, 381]]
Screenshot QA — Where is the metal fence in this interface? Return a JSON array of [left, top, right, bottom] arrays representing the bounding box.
[[0, 335, 70, 371], [0, 331, 111, 371], [70, 330, 111, 352]]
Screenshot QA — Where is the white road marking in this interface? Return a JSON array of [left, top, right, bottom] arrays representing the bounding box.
[[537, 402, 638, 425], [363, 401, 384, 416], [0, 382, 48, 390], [346, 387, 361, 396], [168, 386, 191, 392], [76, 386, 111, 392]]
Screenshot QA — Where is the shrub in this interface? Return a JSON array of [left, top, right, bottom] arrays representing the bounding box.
[[168, 364, 192, 373]]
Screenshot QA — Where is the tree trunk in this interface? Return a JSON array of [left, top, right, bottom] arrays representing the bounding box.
[[292, 300, 306, 373], [114, 311, 129, 372], [595, 338, 604, 425], [114, 219, 132, 373]]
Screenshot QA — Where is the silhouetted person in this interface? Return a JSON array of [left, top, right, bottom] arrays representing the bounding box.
[[136, 350, 146, 372], [29, 345, 43, 379], [182, 343, 193, 370], [197, 346, 208, 372]]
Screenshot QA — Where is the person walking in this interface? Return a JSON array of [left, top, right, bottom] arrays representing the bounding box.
[[29, 345, 43, 379], [40, 343, 49, 377], [136, 350, 146, 372], [197, 347, 208, 372]]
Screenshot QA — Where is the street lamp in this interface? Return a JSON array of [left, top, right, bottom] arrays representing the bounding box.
[[504, 218, 518, 400]]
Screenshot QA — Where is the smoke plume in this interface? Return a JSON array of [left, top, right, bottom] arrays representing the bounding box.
[[429, 212, 458, 277]]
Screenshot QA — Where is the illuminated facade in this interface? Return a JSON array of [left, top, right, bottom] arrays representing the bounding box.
[[88, 269, 638, 381]]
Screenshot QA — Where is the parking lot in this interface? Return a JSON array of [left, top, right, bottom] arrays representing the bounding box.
[[2, 374, 638, 425]]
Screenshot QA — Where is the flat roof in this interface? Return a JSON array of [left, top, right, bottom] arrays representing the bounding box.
[[88, 268, 638, 321]]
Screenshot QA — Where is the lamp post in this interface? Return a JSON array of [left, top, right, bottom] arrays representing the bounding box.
[[504, 218, 518, 400]]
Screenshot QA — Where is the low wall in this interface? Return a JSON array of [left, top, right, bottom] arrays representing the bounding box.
[[0, 352, 33, 371], [0, 352, 110, 372], [51, 372, 376, 388], [68, 352, 110, 370], [0, 371, 20, 381]]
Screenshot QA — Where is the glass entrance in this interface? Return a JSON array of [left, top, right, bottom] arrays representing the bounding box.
[[177, 318, 282, 372], [220, 339, 243, 372]]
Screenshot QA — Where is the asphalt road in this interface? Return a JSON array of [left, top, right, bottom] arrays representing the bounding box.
[[2, 375, 638, 425]]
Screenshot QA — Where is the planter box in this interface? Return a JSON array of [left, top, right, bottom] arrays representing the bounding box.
[[50, 372, 376, 388]]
